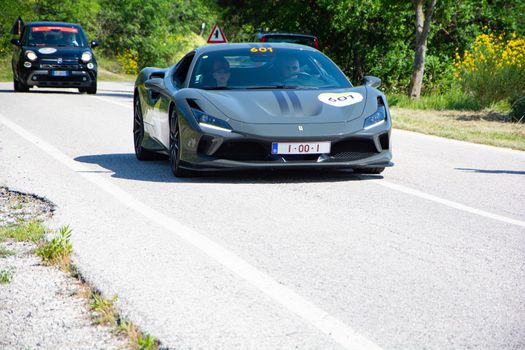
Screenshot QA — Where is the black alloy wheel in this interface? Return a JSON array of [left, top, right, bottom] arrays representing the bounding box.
[[133, 96, 162, 160], [169, 108, 193, 177]]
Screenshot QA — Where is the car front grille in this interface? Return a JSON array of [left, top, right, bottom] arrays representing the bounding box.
[[40, 63, 80, 69], [213, 140, 271, 161], [202, 137, 380, 163], [330, 138, 379, 161]]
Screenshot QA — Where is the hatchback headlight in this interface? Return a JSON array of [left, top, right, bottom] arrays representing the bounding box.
[[25, 50, 37, 61], [81, 51, 92, 63]]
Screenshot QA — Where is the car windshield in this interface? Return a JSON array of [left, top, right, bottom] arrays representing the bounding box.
[[23, 26, 87, 47], [189, 47, 352, 90]]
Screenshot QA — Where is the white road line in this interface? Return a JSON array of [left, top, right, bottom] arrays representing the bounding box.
[[92, 95, 133, 109], [372, 179, 525, 228], [0, 113, 383, 350]]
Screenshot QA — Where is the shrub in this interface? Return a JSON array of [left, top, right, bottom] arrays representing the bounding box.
[[454, 31, 525, 120], [35, 225, 72, 269], [116, 49, 139, 75]]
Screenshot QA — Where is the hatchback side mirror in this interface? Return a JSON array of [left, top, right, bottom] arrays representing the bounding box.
[[91, 40, 99, 48], [363, 76, 381, 88], [10, 38, 20, 46]]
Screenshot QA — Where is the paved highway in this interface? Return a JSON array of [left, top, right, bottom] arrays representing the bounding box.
[[1, 82, 524, 349]]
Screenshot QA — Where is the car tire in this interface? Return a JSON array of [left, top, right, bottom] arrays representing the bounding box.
[[353, 167, 385, 175], [78, 88, 87, 93], [169, 108, 194, 177], [86, 82, 97, 94], [14, 78, 29, 92], [133, 96, 164, 161]]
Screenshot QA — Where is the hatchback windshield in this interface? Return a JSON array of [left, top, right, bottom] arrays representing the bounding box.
[[23, 26, 87, 47], [189, 47, 352, 90]]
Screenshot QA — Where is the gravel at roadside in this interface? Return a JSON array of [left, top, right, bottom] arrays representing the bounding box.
[[0, 187, 129, 350]]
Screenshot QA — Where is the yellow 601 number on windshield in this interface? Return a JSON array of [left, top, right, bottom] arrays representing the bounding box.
[[250, 47, 273, 53]]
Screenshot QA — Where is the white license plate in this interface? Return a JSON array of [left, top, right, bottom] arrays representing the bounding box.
[[271, 142, 331, 155], [51, 70, 68, 76]]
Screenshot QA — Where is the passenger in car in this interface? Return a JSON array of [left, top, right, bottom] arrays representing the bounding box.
[[211, 57, 231, 87]]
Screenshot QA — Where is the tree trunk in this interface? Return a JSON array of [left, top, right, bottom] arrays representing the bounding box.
[[409, 0, 437, 99]]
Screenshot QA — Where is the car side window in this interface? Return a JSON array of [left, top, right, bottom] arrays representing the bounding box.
[[173, 53, 195, 89]]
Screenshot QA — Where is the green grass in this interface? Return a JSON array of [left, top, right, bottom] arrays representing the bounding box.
[[36, 225, 73, 269], [0, 221, 46, 243], [391, 107, 525, 151], [0, 246, 15, 257], [0, 268, 14, 284], [90, 292, 118, 326], [0, 55, 12, 82], [388, 90, 484, 111]]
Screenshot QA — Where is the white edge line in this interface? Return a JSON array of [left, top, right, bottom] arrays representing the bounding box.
[[0, 113, 383, 350], [374, 180, 525, 228], [92, 95, 133, 109]]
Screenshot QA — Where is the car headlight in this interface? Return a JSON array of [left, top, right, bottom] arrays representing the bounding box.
[[25, 50, 37, 61], [191, 108, 232, 132], [81, 51, 92, 63], [363, 98, 387, 129]]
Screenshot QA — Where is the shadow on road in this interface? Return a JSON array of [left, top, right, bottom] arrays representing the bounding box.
[[74, 153, 382, 184], [455, 167, 525, 175]]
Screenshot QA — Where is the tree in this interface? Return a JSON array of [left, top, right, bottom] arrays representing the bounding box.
[[409, 0, 437, 99]]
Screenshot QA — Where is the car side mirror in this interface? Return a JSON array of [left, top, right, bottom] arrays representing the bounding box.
[[363, 76, 381, 88], [144, 78, 165, 93], [10, 38, 20, 46], [90, 40, 99, 48]]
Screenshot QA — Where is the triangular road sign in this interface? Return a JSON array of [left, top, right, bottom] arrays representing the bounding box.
[[207, 23, 227, 44]]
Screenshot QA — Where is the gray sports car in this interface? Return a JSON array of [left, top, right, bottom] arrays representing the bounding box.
[[133, 43, 392, 177]]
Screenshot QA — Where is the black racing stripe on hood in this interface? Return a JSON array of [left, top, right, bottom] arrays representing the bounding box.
[[272, 91, 289, 115], [286, 91, 303, 115]]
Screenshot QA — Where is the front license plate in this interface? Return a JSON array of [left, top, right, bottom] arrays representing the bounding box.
[[51, 70, 68, 76], [271, 142, 331, 155]]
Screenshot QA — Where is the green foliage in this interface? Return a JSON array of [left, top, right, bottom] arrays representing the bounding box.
[[35, 225, 72, 265], [221, 0, 525, 93], [90, 292, 118, 325], [0, 221, 46, 243], [136, 335, 158, 350], [97, 0, 214, 68], [0, 268, 14, 284]]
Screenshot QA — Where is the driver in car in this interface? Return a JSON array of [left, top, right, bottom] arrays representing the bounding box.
[[279, 56, 301, 81]]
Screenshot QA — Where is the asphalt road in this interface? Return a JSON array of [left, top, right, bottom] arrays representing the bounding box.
[[1, 82, 524, 350]]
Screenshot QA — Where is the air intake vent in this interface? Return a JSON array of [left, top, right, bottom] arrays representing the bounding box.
[[186, 99, 202, 111]]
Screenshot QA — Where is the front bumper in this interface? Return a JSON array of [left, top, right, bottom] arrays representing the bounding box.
[[177, 113, 393, 171], [18, 63, 96, 88]]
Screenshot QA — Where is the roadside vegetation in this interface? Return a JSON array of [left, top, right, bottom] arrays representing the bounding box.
[[0, 216, 158, 349], [0, 0, 523, 148]]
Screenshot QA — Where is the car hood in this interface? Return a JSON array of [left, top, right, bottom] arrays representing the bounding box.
[[198, 87, 368, 124], [24, 46, 89, 60]]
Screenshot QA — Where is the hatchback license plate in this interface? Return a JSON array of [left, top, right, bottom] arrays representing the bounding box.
[[271, 142, 331, 155], [51, 70, 68, 76]]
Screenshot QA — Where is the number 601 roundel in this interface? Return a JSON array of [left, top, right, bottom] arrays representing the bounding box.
[[318, 92, 363, 107]]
